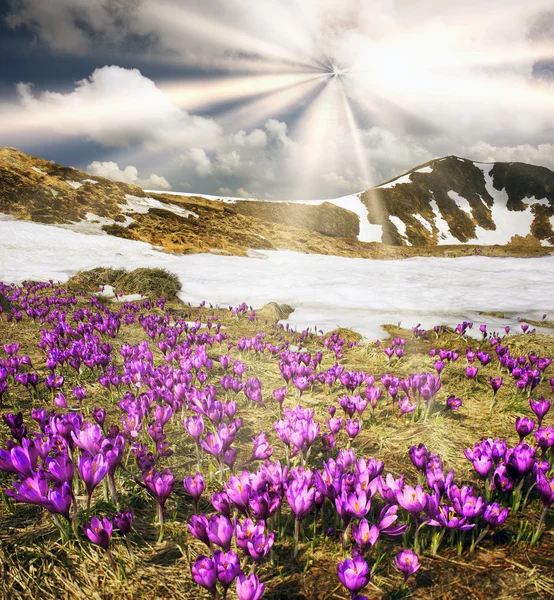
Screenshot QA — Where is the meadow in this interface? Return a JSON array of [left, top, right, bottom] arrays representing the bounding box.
[[0, 270, 553, 599]]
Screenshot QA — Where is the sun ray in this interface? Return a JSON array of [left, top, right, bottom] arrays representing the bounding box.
[[289, 76, 343, 199], [159, 72, 325, 114], [214, 75, 328, 132]]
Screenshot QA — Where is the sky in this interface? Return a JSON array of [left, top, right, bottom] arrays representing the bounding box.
[[1, 0, 554, 200]]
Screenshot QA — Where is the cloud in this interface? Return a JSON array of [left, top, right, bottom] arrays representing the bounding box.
[[236, 187, 253, 198], [3, 0, 554, 201], [462, 141, 554, 170], [185, 148, 213, 176], [86, 161, 172, 190], [215, 150, 240, 174], [217, 187, 233, 195], [321, 171, 370, 192], [11, 66, 222, 151], [232, 129, 267, 148]]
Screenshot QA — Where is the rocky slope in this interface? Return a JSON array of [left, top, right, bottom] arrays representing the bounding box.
[[361, 156, 554, 247], [1, 147, 553, 257]]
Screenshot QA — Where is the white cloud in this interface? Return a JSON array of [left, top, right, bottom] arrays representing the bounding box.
[[463, 141, 554, 170], [86, 161, 172, 190], [10, 66, 222, 151], [185, 148, 213, 177], [236, 187, 254, 198], [321, 171, 370, 192], [217, 187, 233, 195], [232, 129, 268, 148], [215, 150, 240, 174]]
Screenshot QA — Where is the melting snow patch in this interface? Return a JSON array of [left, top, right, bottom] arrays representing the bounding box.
[[447, 191, 472, 216], [471, 164, 534, 244], [2, 219, 554, 339], [146, 190, 239, 204], [301, 195, 382, 243], [83, 178, 99, 185], [413, 213, 433, 233], [66, 181, 83, 189], [31, 166, 46, 175], [377, 173, 412, 189], [123, 195, 199, 219], [430, 200, 462, 245], [524, 196, 549, 207], [414, 166, 433, 174], [389, 216, 412, 246]]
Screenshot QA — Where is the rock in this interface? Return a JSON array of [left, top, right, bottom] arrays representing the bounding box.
[[232, 200, 360, 238], [259, 302, 295, 320]]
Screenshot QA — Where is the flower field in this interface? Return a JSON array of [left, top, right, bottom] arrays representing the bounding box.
[[0, 278, 553, 599]]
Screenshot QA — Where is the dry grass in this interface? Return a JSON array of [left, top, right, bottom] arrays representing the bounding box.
[[2, 147, 552, 260], [0, 287, 553, 599], [66, 267, 182, 299]]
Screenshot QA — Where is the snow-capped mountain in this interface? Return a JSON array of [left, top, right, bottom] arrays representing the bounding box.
[[1, 147, 553, 256], [361, 156, 554, 247]]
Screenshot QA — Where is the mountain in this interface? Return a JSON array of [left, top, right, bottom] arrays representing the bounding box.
[[361, 156, 554, 247], [0, 147, 552, 259]]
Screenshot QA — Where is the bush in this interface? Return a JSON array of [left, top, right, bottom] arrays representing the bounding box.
[[66, 267, 182, 300], [117, 268, 181, 300], [66, 267, 127, 293]]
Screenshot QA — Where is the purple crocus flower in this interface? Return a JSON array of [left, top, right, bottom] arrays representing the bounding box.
[[212, 490, 232, 517], [535, 426, 554, 451], [273, 386, 287, 410], [144, 468, 174, 507], [183, 415, 205, 441], [395, 484, 427, 516], [483, 502, 509, 527], [235, 572, 265, 600], [3, 412, 27, 441], [398, 396, 416, 415], [78, 452, 109, 507], [345, 418, 361, 439], [340, 490, 371, 519], [213, 549, 241, 590], [191, 555, 217, 596], [245, 529, 275, 561], [337, 555, 371, 594], [206, 514, 234, 551], [83, 516, 113, 550], [144, 468, 174, 542], [466, 366, 478, 379], [113, 510, 133, 535], [285, 475, 315, 521], [48, 481, 73, 520], [515, 417, 535, 441], [92, 407, 106, 427], [394, 549, 421, 582], [446, 395, 462, 411], [327, 417, 343, 434], [352, 519, 379, 550], [490, 377, 502, 394], [536, 471, 554, 507], [529, 397, 551, 427], [506, 443, 536, 479], [427, 505, 474, 530], [492, 463, 515, 493], [183, 472, 205, 511], [188, 514, 210, 546], [251, 432, 273, 461], [409, 444, 429, 472]]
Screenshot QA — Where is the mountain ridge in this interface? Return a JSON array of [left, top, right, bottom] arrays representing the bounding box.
[[0, 146, 552, 259]]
